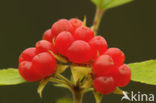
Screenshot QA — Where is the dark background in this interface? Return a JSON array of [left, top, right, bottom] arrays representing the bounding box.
[[0, 0, 156, 103]]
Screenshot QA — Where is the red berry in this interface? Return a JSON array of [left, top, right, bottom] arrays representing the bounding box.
[[66, 40, 93, 64], [93, 55, 115, 77], [42, 29, 53, 42], [51, 19, 74, 37], [94, 76, 116, 94], [35, 40, 55, 54], [112, 64, 131, 87], [89, 36, 108, 57], [19, 48, 37, 63], [69, 18, 82, 31], [18, 61, 42, 81], [104, 48, 125, 66], [55, 31, 74, 56], [32, 52, 56, 77], [73, 26, 94, 42]]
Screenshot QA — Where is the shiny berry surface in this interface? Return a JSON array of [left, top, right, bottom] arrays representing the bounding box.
[[19, 48, 37, 63], [51, 19, 74, 37], [73, 26, 94, 42], [69, 18, 82, 31], [35, 40, 54, 54], [66, 40, 93, 64], [94, 76, 116, 94], [89, 36, 108, 57], [18, 61, 42, 81], [93, 55, 114, 77], [32, 52, 56, 77], [113, 64, 131, 87], [42, 29, 53, 42], [55, 31, 74, 56], [105, 48, 125, 66]]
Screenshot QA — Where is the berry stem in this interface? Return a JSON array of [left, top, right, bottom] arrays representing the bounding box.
[[92, 0, 105, 33]]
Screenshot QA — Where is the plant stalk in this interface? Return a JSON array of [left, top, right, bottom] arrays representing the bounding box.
[[92, 7, 104, 33], [72, 87, 83, 103]]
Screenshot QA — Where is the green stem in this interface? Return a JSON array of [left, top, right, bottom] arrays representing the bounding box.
[[56, 74, 73, 87], [92, 7, 104, 33], [52, 74, 83, 103], [72, 87, 83, 103]]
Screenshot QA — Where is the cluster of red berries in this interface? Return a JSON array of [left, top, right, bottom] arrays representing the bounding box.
[[18, 18, 131, 94], [18, 41, 56, 81], [93, 48, 131, 94]]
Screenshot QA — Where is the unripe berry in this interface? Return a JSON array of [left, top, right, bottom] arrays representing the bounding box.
[[104, 48, 125, 66], [113, 64, 131, 87], [73, 26, 94, 42], [69, 18, 82, 31], [18, 61, 42, 81], [66, 40, 93, 64], [32, 52, 56, 78], [35, 40, 55, 54], [51, 19, 74, 37], [55, 31, 74, 56], [42, 29, 53, 42], [89, 36, 108, 57], [94, 76, 116, 94], [19, 48, 37, 63], [93, 55, 114, 77]]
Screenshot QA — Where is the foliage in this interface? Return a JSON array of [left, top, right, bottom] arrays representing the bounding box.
[[91, 0, 133, 10]]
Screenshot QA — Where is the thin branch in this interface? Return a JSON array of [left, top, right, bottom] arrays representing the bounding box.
[[92, 8, 104, 33], [92, 0, 105, 34]]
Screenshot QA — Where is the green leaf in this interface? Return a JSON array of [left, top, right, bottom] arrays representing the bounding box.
[[53, 83, 69, 88], [83, 88, 94, 93], [37, 77, 50, 98], [56, 98, 72, 103], [129, 60, 156, 85], [105, 0, 133, 9], [91, 0, 133, 10], [91, 0, 111, 8], [0, 68, 26, 85], [93, 91, 103, 103], [82, 76, 93, 89], [70, 65, 92, 84], [56, 64, 69, 74], [113, 87, 128, 95], [83, 16, 87, 26]]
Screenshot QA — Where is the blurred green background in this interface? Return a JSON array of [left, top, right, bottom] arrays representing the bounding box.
[[0, 0, 156, 103]]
